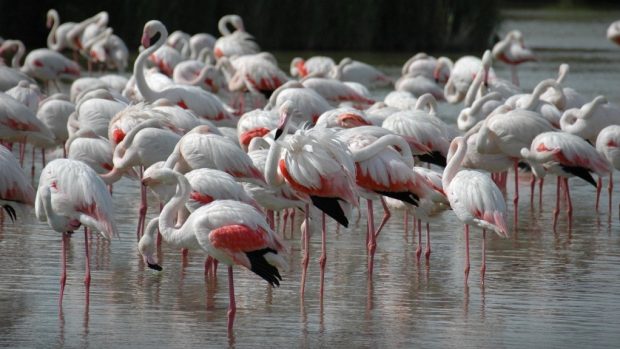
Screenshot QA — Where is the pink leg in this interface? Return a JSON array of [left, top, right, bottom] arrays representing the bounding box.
[[403, 212, 409, 237], [367, 199, 376, 277], [281, 209, 289, 236], [289, 208, 296, 238], [424, 222, 431, 261], [553, 177, 561, 231], [84, 227, 91, 303], [373, 197, 391, 239], [319, 213, 327, 299], [181, 248, 189, 265], [267, 210, 275, 230], [204, 256, 213, 276], [510, 65, 520, 87], [19, 142, 25, 166], [609, 173, 614, 216], [464, 225, 470, 285], [530, 173, 536, 207], [596, 176, 602, 211], [227, 266, 236, 334], [513, 161, 519, 228], [481, 229, 486, 285], [415, 219, 422, 262], [41, 148, 46, 167], [31, 146, 36, 178], [137, 166, 147, 239], [564, 177, 572, 220], [60, 232, 69, 307], [300, 204, 310, 298], [538, 178, 544, 208]]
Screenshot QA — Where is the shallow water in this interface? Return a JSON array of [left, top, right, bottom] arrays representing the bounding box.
[[2, 8, 620, 348]]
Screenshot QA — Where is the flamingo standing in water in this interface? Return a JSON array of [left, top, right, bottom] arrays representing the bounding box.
[[596, 125, 620, 215], [266, 100, 358, 298], [0, 146, 34, 223], [139, 168, 286, 333], [35, 158, 118, 306], [443, 136, 509, 285], [521, 131, 611, 230], [492, 30, 536, 86]]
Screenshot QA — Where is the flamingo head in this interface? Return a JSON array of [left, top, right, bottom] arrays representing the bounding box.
[[141, 168, 177, 187], [142, 20, 165, 49], [275, 100, 296, 140]]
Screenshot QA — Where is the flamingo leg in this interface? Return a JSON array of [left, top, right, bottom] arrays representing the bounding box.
[[367, 199, 376, 277], [300, 204, 310, 298], [415, 218, 422, 262], [319, 213, 327, 299], [513, 161, 519, 229], [481, 229, 486, 285], [464, 224, 470, 285], [403, 211, 409, 237], [563, 177, 572, 220], [84, 227, 91, 304], [60, 232, 69, 307], [290, 208, 296, 238], [373, 197, 391, 239], [137, 166, 147, 239], [19, 142, 25, 166], [609, 173, 614, 216], [41, 148, 46, 167], [281, 209, 289, 236], [267, 210, 275, 230], [227, 266, 236, 334], [553, 176, 561, 231], [596, 176, 603, 211], [530, 173, 536, 207], [538, 178, 544, 209], [510, 65, 520, 87], [31, 146, 36, 178], [424, 222, 432, 261]]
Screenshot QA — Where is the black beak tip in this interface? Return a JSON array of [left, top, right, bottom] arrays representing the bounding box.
[[274, 128, 283, 140], [147, 263, 163, 271]]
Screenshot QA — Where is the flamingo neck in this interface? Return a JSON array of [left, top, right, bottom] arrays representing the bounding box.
[[524, 79, 559, 110], [582, 96, 606, 120], [443, 138, 466, 188], [351, 134, 414, 167], [218, 16, 234, 36], [158, 171, 195, 246], [133, 27, 166, 102], [265, 137, 284, 187], [464, 65, 485, 108], [47, 12, 60, 51]]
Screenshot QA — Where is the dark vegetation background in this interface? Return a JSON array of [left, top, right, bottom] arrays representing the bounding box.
[[0, 0, 617, 52]]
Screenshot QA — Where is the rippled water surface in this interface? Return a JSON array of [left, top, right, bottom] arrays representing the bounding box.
[[2, 9, 620, 348]]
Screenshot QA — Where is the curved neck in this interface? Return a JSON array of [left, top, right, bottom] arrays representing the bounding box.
[[218, 16, 235, 36], [556, 64, 569, 84], [414, 93, 438, 115], [266, 81, 303, 110], [134, 27, 167, 102], [197, 47, 212, 64], [333, 59, 351, 80], [189, 65, 215, 86], [265, 138, 284, 187], [442, 137, 467, 188], [351, 135, 414, 167], [464, 65, 485, 107], [524, 79, 561, 110], [582, 96, 606, 120], [47, 11, 60, 50], [158, 171, 194, 245], [11, 41, 25, 69], [471, 92, 500, 114]]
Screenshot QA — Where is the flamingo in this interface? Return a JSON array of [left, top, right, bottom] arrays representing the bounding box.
[[36, 94, 75, 159], [66, 129, 113, 174], [383, 90, 418, 110], [595, 125, 620, 214], [136, 20, 237, 127], [606, 20, 620, 46], [0, 40, 36, 91], [35, 158, 118, 306], [265, 81, 332, 124], [236, 109, 277, 151], [521, 131, 611, 229], [0, 146, 34, 223], [504, 79, 564, 128], [331, 57, 392, 88], [148, 44, 183, 77], [213, 14, 260, 59], [539, 64, 587, 111], [189, 33, 216, 60], [315, 107, 372, 129], [401, 53, 452, 82], [163, 125, 264, 185], [6, 80, 43, 114], [218, 54, 288, 100], [139, 168, 286, 332], [266, 100, 358, 298], [560, 96, 620, 143], [68, 90, 126, 139], [444, 55, 492, 104], [457, 92, 504, 131], [290, 56, 335, 78], [46, 9, 76, 53], [365, 102, 400, 126], [492, 30, 536, 86], [443, 136, 509, 285], [301, 73, 375, 108]]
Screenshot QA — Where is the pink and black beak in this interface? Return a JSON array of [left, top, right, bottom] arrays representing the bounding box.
[[275, 102, 294, 140]]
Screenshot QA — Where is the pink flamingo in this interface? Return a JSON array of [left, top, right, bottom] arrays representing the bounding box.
[[0, 146, 34, 223], [213, 14, 260, 59], [236, 109, 277, 151], [290, 56, 335, 78], [443, 136, 509, 285], [266, 100, 358, 298], [139, 169, 286, 333], [521, 131, 611, 229], [596, 125, 620, 214], [266, 81, 332, 124], [136, 20, 237, 127], [492, 30, 536, 86], [35, 158, 118, 306]]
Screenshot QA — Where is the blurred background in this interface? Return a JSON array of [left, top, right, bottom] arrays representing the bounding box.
[[1, 0, 618, 53]]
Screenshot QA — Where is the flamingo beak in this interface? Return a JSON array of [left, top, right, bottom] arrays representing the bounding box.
[[141, 34, 151, 49], [274, 128, 283, 140], [141, 176, 154, 186]]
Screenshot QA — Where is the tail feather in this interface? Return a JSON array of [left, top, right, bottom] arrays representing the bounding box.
[[310, 196, 348, 227], [416, 151, 447, 167], [376, 191, 419, 206], [560, 165, 596, 187], [246, 248, 282, 287]]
